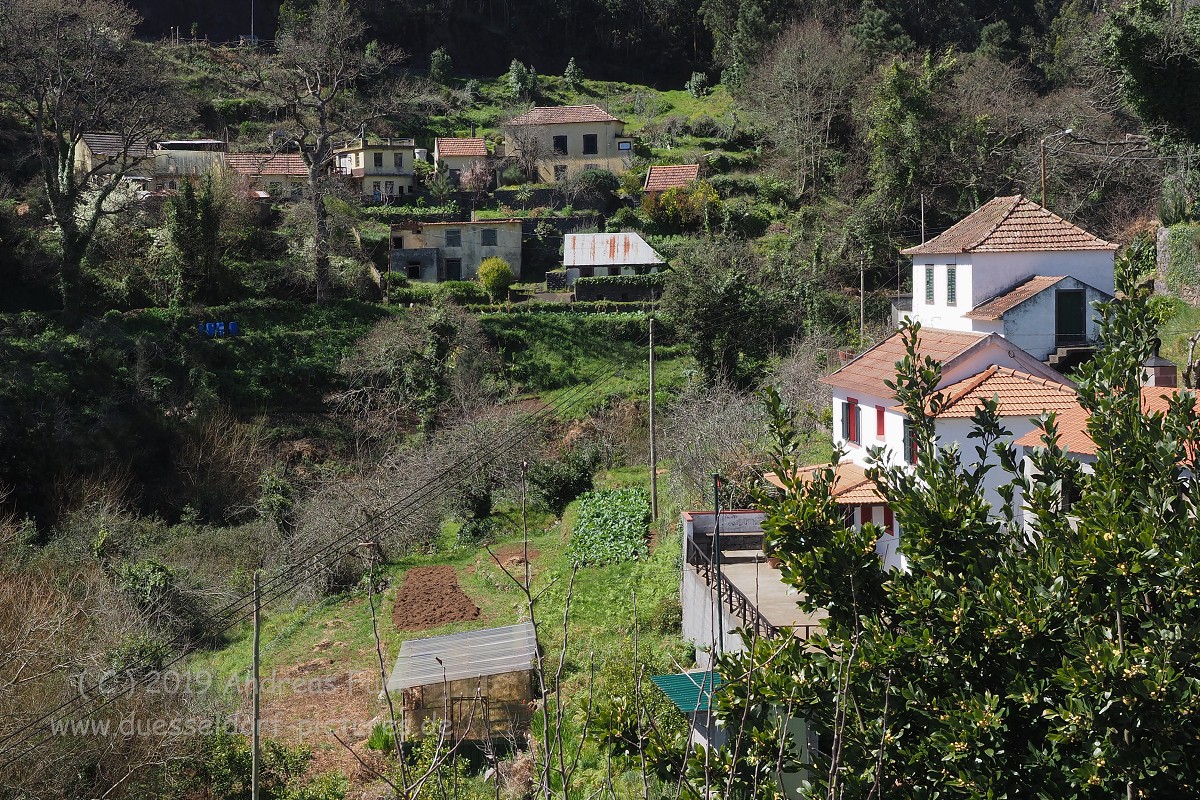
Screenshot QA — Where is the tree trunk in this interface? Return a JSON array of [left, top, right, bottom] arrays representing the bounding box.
[[59, 227, 86, 328], [312, 186, 331, 305]]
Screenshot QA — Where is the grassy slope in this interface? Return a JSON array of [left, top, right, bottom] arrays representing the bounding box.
[[185, 466, 687, 779]]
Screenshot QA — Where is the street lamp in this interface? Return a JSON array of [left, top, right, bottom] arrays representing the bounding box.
[[1040, 128, 1073, 207]]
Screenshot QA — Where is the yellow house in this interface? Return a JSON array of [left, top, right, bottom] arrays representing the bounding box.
[[503, 105, 633, 183], [332, 137, 417, 200], [74, 133, 155, 182]]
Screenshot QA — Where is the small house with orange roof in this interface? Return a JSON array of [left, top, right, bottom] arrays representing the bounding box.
[[225, 152, 309, 197], [643, 164, 700, 197], [433, 137, 489, 184]]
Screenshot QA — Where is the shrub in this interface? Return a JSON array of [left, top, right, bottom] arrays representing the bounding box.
[[574, 274, 665, 289], [605, 206, 649, 233], [505, 59, 539, 100], [439, 280, 489, 304], [457, 515, 500, 545], [429, 47, 453, 84], [567, 487, 650, 566], [529, 449, 596, 515], [478, 257, 516, 301], [563, 56, 583, 90], [1165, 223, 1200, 293], [574, 168, 619, 193], [684, 71, 709, 98]]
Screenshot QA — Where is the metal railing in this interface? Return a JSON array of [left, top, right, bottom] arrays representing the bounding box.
[[685, 534, 820, 641]]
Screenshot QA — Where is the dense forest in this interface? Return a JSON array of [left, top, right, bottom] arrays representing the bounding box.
[[3, 0, 1200, 797]]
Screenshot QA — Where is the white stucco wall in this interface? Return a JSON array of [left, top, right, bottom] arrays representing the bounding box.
[[911, 257, 972, 330], [970, 250, 1115, 303], [999, 277, 1108, 360]]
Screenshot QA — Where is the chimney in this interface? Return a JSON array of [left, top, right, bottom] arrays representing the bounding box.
[[1143, 338, 1178, 387]]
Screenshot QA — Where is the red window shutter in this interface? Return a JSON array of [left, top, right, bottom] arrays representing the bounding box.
[[883, 507, 894, 532], [847, 398, 859, 444], [876, 405, 885, 438], [860, 504, 872, 526]]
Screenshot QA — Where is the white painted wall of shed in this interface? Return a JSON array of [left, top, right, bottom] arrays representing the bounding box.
[[405, 221, 523, 279], [998, 277, 1108, 360], [912, 258, 972, 331]]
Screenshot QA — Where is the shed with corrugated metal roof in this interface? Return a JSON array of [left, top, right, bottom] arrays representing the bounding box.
[[388, 622, 538, 740]]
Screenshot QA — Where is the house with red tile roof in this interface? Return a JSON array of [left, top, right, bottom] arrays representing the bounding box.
[[226, 153, 309, 197], [433, 137, 489, 183], [502, 105, 633, 182], [643, 164, 701, 196], [901, 195, 1116, 361]]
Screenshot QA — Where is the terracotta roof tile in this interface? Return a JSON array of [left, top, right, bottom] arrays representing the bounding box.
[[925, 365, 1078, 418], [435, 137, 488, 157], [225, 153, 309, 177], [764, 461, 885, 505], [1013, 387, 1192, 456], [901, 195, 1117, 255], [643, 164, 700, 192], [507, 104, 622, 126], [821, 329, 988, 399], [964, 275, 1069, 321]]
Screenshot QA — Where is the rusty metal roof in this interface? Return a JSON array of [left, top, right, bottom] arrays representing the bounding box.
[[563, 232, 663, 267]]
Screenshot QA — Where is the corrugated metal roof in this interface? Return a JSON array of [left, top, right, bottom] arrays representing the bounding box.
[[563, 233, 664, 267], [651, 671, 721, 713], [387, 622, 538, 691]]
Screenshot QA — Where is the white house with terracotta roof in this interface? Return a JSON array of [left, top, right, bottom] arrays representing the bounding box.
[[643, 164, 700, 196], [902, 195, 1117, 361], [332, 138, 417, 200], [433, 138, 489, 183], [503, 105, 633, 182]]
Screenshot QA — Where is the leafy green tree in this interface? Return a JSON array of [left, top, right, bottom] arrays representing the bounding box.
[[478, 256, 515, 301], [851, 1, 915, 61], [164, 175, 222, 304], [563, 56, 584, 90], [642, 180, 722, 232], [429, 46, 453, 84], [505, 58, 539, 100], [675, 256, 1200, 796], [660, 238, 800, 386], [1105, 0, 1200, 144]]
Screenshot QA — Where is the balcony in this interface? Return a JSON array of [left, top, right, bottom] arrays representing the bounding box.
[[681, 511, 825, 663]]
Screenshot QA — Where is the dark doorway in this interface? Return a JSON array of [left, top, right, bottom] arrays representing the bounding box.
[[1055, 289, 1086, 347], [445, 258, 463, 281]]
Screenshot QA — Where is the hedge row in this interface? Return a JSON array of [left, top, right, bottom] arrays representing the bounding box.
[[574, 273, 666, 288]]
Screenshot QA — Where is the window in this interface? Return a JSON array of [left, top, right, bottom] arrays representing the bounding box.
[[617, 140, 632, 151], [480, 228, 497, 247], [394, 152, 403, 169], [384, 181, 394, 196], [448, 168, 461, 186], [876, 405, 885, 439], [553, 135, 568, 155], [407, 262, 422, 280], [883, 507, 894, 532], [445, 229, 462, 248], [946, 265, 957, 306], [902, 420, 918, 465], [355, 153, 362, 167], [553, 164, 568, 181], [841, 398, 861, 445], [582, 133, 598, 155], [584, 163, 600, 171], [925, 265, 934, 304], [445, 258, 462, 280], [860, 504, 872, 527], [373, 152, 383, 168], [392, 235, 404, 249], [371, 181, 381, 199]]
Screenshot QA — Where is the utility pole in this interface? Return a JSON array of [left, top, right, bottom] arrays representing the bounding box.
[[712, 475, 724, 655], [648, 316, 658, 520], [251, 570, 261, 800], [920, 193, 925, 243], [859, 257, 865, 342], [1040, 128, 1073, 207]]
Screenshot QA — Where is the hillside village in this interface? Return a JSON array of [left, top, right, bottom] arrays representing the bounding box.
[[8, 0, 1200, 798]]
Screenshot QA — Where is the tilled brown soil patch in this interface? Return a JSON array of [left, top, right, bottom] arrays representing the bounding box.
[[392, 565, 480, 631]]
